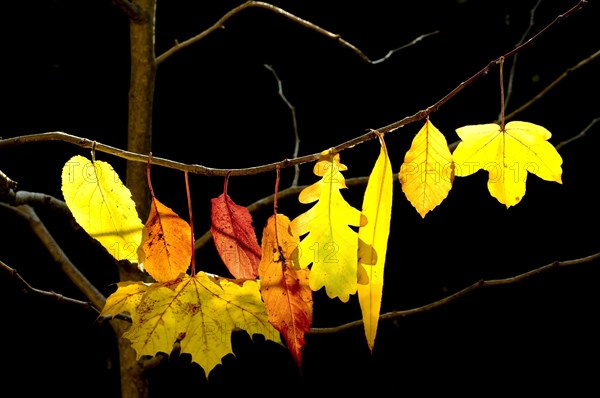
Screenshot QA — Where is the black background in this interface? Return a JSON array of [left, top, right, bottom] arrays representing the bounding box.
[[1, 0, 599, 396]]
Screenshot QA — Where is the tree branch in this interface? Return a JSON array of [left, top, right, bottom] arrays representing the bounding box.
[[0, 259, 98, 311], [0, 203, 106, 311], [111, 0, 145, 23], [156, 1, 436, 66], [0, 1, 586, 178], [310, 251, 600, 335]]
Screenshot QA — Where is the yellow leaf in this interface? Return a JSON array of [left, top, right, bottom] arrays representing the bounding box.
[[100, 273, 282, 377], [452, 121, 563, 207], [358, 134, 393, 352], [399, 119, 454, 217], [290, 150, 366, 302], [61, 155, 144, 262]]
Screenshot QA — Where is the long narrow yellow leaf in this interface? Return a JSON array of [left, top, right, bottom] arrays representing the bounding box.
[[61, 155, 144, 262], [399, 120, 454, 217], [358, 133, 393, 352]]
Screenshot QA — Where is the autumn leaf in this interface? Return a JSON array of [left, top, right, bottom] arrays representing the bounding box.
[[100, 272, 282, 377], [358, 133, 393, 352], [399, 119, 454, 217], [138, 197, 192, 282], [258, 214, 312, 368], [290, 150, 366, 303], [61, 155, 143, 262], [211, 191, 261, 279], [452, 121, 563, 207]]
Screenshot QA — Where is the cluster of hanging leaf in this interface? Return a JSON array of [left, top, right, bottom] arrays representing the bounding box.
[[60, 120, 562, 377]]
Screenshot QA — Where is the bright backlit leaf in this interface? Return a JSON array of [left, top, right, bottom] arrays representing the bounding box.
[[290, 150, 366, 302], [452, 121, 563, 207], [399, 119, 454, 217], [61, 155, 143, 262], [258, 214, 312, 368], [358, 134, 393, 352], [100, 272, 282, 377]]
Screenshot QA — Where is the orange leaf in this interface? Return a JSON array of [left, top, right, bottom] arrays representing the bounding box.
[[258, 214, 313, 368], [138, 197, 192, 282], [211, 193, 261, 279]]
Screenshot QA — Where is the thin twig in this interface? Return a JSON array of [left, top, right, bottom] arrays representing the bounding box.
[[310, 251, 600, 334], [371, 31, 440, 65], [156, 1, 433, 65], [0, 259, 97, 310], [503, 48, 600, 122], [0, 203, 107, 311], [264, 64, 301, 187], [1, 1, 586, 177], [502, 0, 542, 117], [555, 116, 600, 150]]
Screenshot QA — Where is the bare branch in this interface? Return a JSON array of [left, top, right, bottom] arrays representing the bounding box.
[[0, 2, 587, 177], [0, 203, 106, 311], [264, 64, 301, 187], [371, 30, 439, 65], [111, 0, 145, 23], [156, 1, 436, 65], [0, 259, 98, 311], [556, 116, 600, 150], [501, 0, 543, 117], [503, 48, 600, 122], [310, 251, 600, 335]]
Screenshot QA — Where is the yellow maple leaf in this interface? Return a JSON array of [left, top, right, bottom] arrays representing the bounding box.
[[358, 133, 393, 352], [100, 272, 282, 377], [399, 119, 454, 217], [290, 150, 366, 303], [61, 155, 144, 262], [452, 121, 563, 207]]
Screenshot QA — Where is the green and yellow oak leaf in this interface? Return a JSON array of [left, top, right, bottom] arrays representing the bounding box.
[[290, 150, 366, 303], [100, 272, 282, 377], [258, 213, 312, 368], [358, 133, 393, 352], [452, 121, 563, 207], [61, 155, 144, 262], [399, 119, 454, 217]]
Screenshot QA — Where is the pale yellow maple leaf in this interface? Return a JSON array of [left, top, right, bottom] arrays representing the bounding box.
[[453, 121, 563, 207], [100, 272, 282, 377]]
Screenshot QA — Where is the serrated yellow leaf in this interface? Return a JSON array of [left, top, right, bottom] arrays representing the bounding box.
[[290, 150, 366, 303], [399, 120, 454, 217], [452, 121, 563, 207], [61, 155, 144, 262], [101, 273, 282, 377], [357, 134, 393, 352]]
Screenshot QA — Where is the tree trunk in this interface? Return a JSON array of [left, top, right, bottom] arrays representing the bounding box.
[[118, 1, 157, 397]]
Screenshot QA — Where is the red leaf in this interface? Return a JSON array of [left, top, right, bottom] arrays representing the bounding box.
[[210, 193, 261, 279]]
